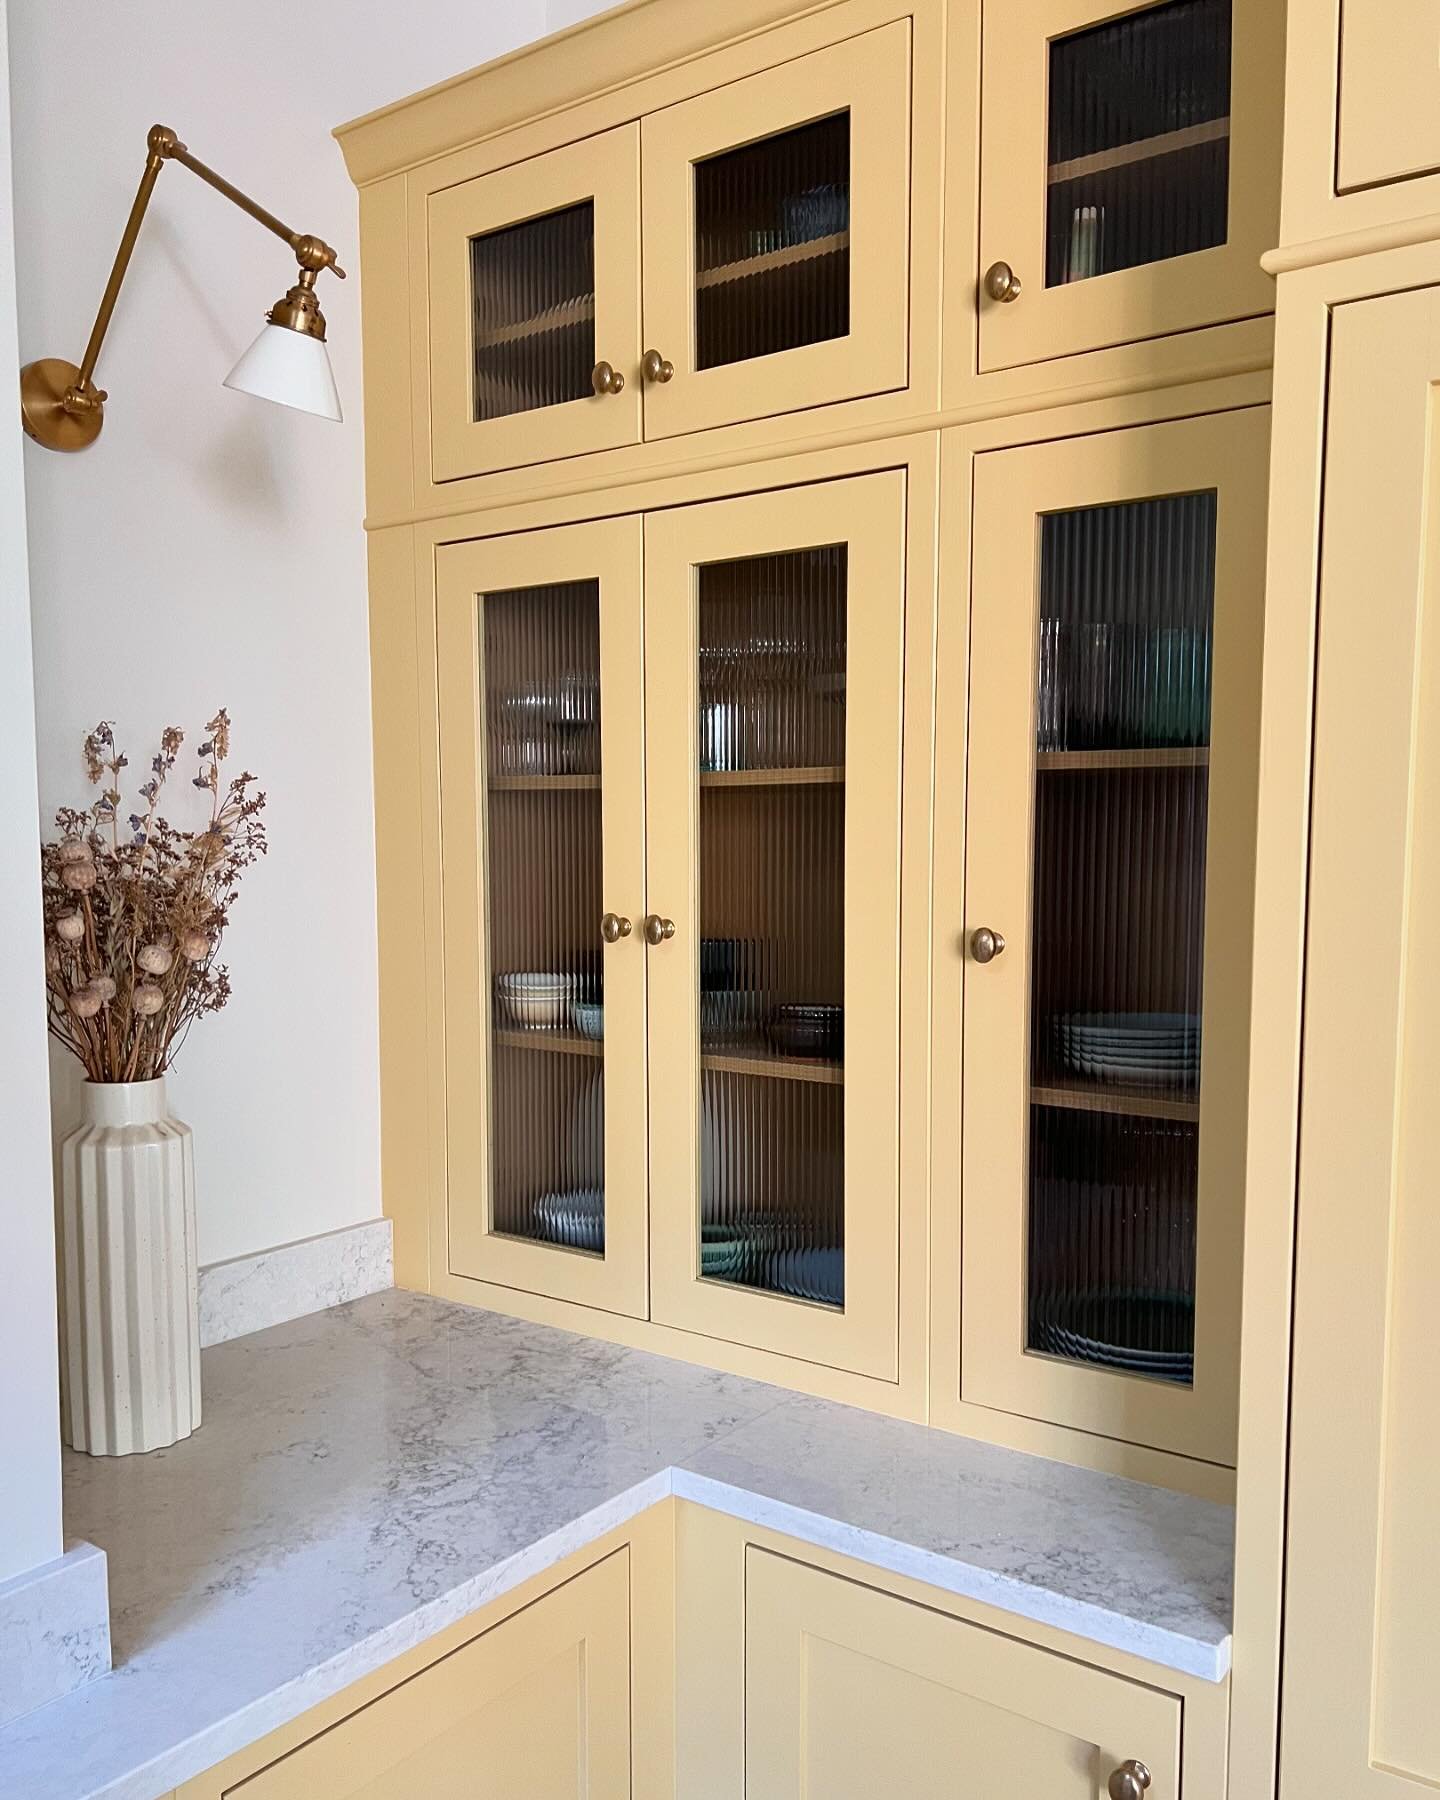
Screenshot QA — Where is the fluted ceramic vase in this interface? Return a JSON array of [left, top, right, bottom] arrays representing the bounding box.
[[59, 1078, 201, 1455]]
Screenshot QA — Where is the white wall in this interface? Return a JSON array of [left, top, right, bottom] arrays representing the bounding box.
[[0, 0, 63, 1584], [547, 0, 619, 28], [8, 0, 549, 1266]]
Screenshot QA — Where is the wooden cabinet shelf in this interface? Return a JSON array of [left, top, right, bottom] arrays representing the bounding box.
[[495, 1027, 603, 1059], [1047, 117, 1230, 187], [699, 765, 845, 788], [490, 773, 601, 791], [701, 1047, 843, 1085], [1030, 1077, 1199, 1124], [1036, 747, 1209, 772], [472, 293, 595, 350], [695, 230, 848, 291]]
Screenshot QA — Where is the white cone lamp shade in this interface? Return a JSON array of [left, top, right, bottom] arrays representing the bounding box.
[[223, 322, 342, 422]]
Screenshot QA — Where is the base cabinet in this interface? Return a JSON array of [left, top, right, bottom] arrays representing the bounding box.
[[185, 1552, 631, 1800], [745, 1549, 1180, 1799]]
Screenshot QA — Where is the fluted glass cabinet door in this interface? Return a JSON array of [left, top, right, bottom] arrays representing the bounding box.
[[436, 519, 647, 1316], [428, 127, 642, 481], [639, 23, 910, 442], [977, 0, 1280, 372], [958, 410, 1268, 1464], [644, 475, 906, 1378]]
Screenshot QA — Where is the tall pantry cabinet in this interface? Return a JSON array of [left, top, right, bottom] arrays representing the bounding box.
[[338, 0, 1283, 1519]]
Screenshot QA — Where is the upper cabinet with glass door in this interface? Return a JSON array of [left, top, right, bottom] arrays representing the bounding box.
[[977, 0, 1281, 371], [644, 475, 908, 1379], [423, 20, 913, 482], [956, 409, 1268, 1466], [428, 128, 644, 481], [434, 519, 649, 1319], [639, 22, 911, 439]]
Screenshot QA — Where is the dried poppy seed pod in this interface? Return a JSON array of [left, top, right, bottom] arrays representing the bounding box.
[[61, 860, 97, 892], [137, 943, 174, 976], [178, 929, 211, 963], [89, 975, 117, 1003], [45, 943, 61, 975], [57, 837, 92, 865], [131, 983, 165, 1017], [68, 987, 103, 1020], [55, 912, 85, 943]]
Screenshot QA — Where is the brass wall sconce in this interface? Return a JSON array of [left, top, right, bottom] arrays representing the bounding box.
[[20, 123, 346, 452]]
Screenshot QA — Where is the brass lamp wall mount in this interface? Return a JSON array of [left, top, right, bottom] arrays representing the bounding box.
[[21, 123, 346, 453]]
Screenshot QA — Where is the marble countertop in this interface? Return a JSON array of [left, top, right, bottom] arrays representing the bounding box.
[[0, 1291, 1234, 1800]]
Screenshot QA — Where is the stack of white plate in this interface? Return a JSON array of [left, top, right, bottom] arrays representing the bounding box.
[[531, 1188, 604, 1253], [1053, 1011, 1200, 1087], [496, 971, 575, 1030]]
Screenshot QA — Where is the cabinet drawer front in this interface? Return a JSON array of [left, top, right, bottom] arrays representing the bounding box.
[[427, 126, 642, 482], [228, 1551, 630, 1798], [977, 0, 1280, 371], [1337, 0, 1440, 191], [639, 21, 911, 440], [745, 1549, 1181, 1798]]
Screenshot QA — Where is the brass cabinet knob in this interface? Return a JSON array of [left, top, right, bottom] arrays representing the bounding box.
[[642, 348, 675, 384], [983, 260, 1023, 303], [644, 914, 677, 945], [591, 360, 625, 395], [600, 912, 632, 944], [970, 926, 1007, 964], [1108, 1761, 1152, 1800]]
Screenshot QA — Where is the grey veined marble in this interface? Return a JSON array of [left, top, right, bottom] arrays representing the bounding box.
[[0, 1291, 1234, 1800]]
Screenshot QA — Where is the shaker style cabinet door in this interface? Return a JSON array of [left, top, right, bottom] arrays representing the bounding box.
[[427, 127, 642, 481], [223, 1553, 631, 1799], [436, 519, 648, 1317], [977, 0, 1280, 371], [1336, 0, 1440, 191], [644, 475, 906, 1378], [960, 409, 1268, 1465], [1280, 290, 1440, 1799], [745, 1550, 1181, 1800], [638, 22, 911, 440]]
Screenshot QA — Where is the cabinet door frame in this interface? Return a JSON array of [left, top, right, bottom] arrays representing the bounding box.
[[639, 21, 912, 440], [644, 473, 907, 1378], [1279, 287, 1440, 1799], [977, 0, 1281, 372], [427, 126, 643, 483], [745, 1547, 1182, 1799], [435, 517, 649, 1317], [958, 408, 1269, 1466]]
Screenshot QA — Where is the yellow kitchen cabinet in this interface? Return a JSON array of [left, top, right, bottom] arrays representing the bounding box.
[[948, 407, 1268, 1469], [745, 1547, 1180, 1798], [194, 1550, 630, 1799], [435, 517, 649, 1318], [977, 0, 1281, 371], [418, 8, 915, 486], [644, 473, 908, 1379], [1336, 0, 1440, 195], [1277, 285, 1440, 1797]]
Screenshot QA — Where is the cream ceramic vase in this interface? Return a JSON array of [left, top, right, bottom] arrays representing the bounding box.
[[59, 1078, 202, 1455]]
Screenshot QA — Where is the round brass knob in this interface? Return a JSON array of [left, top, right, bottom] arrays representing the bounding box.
[[1108, 1761, 1152, 1800], [600, 912, 632, 944], [644, 914, 677, 946], [970, 926, 1007, 964], [642, 349, 675, 384], [591, 360, 625, 395], [983, 260, 1023, 304]]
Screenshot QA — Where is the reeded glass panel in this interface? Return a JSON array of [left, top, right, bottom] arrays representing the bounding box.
[[470, 201, 596, 422], [696, 546, 847, 1307], [482, 581, 604, 1255], [694, 113, 851, 372], [1027, 492, 1216, 1384], [1045, 0, 1231, 287]]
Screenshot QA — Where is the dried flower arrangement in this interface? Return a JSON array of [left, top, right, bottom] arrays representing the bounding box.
[[41, 712, 267, 1083]]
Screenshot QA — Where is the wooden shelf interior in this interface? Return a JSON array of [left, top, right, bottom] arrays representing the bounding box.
[[700, 765, 843, 789], [1047, 117, 1229, 187], [470, 198, 597, 421], [696, 230, 848, 290], [1036, 745, 1208, 772]]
